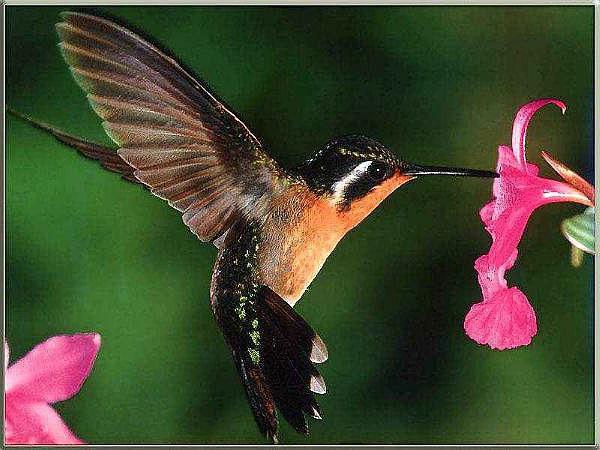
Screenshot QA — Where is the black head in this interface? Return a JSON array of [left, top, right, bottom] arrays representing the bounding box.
[[297, 135, 497, 211], [297, 135, 400, 210]]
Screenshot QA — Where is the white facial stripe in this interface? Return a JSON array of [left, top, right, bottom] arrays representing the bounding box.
[[331, 160, 373, 201]]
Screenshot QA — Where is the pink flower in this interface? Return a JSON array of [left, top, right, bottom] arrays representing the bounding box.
[[5, 333, 101, 445], [464, 99, 594, 350]]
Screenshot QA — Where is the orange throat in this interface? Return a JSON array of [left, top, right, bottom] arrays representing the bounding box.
[[259, 173, 414, 305], [336, 172, 414, 230]]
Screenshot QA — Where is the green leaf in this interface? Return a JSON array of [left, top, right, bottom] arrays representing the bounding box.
[[561, 207, 595, 259]]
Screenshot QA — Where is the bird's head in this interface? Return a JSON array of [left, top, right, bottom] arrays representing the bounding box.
[[298, 135, 496, 226]]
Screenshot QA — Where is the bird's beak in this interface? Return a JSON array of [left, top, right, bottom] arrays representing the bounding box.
[[401, 163, 498, 179]]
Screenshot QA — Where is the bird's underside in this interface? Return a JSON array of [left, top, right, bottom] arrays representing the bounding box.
[[10, 11, 332, 442]]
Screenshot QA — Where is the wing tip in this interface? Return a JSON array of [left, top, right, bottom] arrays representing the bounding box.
[[58, 10, 73, 21], [59, 10, 97, 23], [56, 11, 84, 31], [55, 21, 69, 44]]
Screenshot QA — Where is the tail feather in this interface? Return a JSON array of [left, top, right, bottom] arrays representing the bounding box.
[[7, 107, 140, 184], [257, 288, 325, 434], [234, 353, 278, 441], [217, 285, 327, 442], [262, 287, 329, 365]]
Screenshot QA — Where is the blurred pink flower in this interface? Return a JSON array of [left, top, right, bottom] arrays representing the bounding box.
[[5, 333, 101, 445], [464, 99, 594, 350]]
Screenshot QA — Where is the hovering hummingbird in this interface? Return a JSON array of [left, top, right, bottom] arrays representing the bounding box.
[[9, 12, 496, 443]]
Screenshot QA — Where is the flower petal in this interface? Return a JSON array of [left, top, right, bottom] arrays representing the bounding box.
[[511, 98, 566, 171], [474, 250, 518, 299], [464, 287, 537, 350], [5, 400, 84, 445], [6, 333, 101, 403], [466, 98, 594, 350], [541, 150, 595, 205]]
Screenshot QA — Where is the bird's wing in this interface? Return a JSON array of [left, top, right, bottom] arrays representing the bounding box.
[[212, 221, 328, 442], [57, 11, 286, 244], [8, 109, 140, 184]]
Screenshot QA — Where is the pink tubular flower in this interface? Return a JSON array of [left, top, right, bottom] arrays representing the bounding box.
[[5, 333, 101, 445], [464, 99, 594, 350]]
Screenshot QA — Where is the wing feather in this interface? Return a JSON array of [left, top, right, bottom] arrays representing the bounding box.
[[57, 12, 286, 243]]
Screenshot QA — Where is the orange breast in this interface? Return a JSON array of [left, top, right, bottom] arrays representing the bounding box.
[[258, 186, 344, 305], [258, 173, 412, 305]]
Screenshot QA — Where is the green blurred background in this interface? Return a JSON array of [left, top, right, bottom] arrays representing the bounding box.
[[5, 5, 594, 445]]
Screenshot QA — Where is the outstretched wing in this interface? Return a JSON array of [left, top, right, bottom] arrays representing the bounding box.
[[212, 221, 328, 442], [7, 108, 140, 184], [57, 11, 286, 243]]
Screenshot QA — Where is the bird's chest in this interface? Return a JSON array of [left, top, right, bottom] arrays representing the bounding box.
[[258, 191, 348, 306]]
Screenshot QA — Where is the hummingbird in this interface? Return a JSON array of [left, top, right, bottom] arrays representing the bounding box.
[[9, 12, 497, 443]]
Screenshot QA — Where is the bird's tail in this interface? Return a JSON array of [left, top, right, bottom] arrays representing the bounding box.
[[216, 286, 328, 443], [6, 107, 140, 184]]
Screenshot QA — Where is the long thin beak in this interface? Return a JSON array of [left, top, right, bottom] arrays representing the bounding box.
[[402, 163, 498, 178]]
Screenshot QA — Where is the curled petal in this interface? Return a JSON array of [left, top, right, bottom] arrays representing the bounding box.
[[6, 333, 101, 403], [5, 401, 84, 445], [464, 288, 537, 350], [511, 99, 566, 171]]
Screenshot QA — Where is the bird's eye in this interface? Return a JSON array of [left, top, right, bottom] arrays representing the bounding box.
[[366, 162, 390, 182]]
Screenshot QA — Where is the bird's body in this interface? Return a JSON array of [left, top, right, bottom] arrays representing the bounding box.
[[9, 11, 496, 443], [255, 171, 410, 305], [257, 183, 338, 305]]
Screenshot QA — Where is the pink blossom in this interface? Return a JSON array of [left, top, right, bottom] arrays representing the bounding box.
[[5, 333, 101, 445], [464, 99, 594, 350]]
